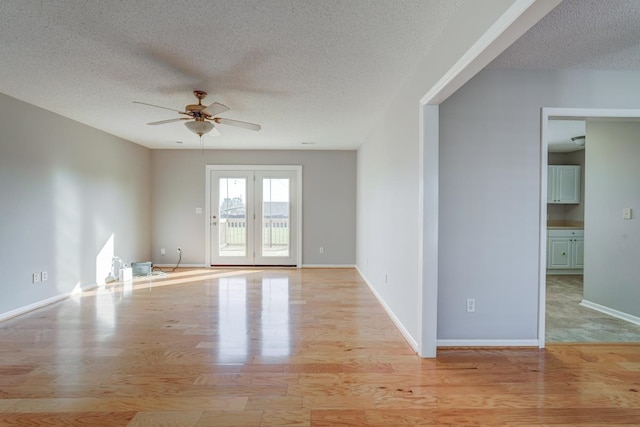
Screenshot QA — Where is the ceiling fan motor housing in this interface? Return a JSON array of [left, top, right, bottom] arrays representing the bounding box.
[[186, 91, 208, 117]]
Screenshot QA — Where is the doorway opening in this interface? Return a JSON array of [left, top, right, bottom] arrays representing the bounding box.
[[539, 108, 640, 346]]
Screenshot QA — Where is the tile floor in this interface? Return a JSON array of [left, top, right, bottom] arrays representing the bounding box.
[[546, 274, 640, 342]]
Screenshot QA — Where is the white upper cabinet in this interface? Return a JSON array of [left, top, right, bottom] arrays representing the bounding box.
[[547, 165, 580, 204]]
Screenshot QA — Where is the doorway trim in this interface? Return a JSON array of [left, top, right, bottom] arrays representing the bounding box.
[[415, 0, 561, 358], [205, 165, 303, 268], [538, 107, 640, 348]]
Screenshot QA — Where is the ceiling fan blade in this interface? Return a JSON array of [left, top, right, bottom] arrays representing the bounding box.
[[133, 101, 185, 113], [214, 117, 261, 131], [209, 127, 221, 137], [203, 102, 230, 116], [147, 118, 189, 125]]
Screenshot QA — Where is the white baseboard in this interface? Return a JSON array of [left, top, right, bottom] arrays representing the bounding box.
[[0, 293, 66, 322], [152, 264, 207, 268], [154, 264, 354, 269], [0, 281, 97, 323], [0, 295, 68, 322], [355, 266, 419, 353], [436, 339, 539, 347], [82, 283, 99, 292], [152, 264, 355, 270], [302, 264, 355, 268], [580, 299, 640, 326]]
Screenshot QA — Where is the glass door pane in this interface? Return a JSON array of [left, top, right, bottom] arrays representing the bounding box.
[[218, 177, 247, 258], [261, 178, 290, 258], [254, 170, 297, 266]]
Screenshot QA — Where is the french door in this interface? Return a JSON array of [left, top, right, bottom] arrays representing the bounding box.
[[207, 166, 300, 266]]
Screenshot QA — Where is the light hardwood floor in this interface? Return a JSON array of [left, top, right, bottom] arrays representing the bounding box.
[[1, 268, 639, 426]]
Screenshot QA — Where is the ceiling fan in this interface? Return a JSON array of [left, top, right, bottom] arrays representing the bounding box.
[[133, 90, 261, 137]]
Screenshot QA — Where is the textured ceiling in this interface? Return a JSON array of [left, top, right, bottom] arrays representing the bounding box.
[[4, 1, 636, 150], [0, 0, 464, 149], [489, 0, 640, 70]]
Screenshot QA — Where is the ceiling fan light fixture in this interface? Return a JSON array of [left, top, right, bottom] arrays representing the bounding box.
[[184, 120, 214, 136]]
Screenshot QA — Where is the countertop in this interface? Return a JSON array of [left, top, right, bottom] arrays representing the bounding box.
[[547, 220, 584, 230]]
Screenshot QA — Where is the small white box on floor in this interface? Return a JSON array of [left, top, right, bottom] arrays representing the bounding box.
[[119, 267, 132, 281]]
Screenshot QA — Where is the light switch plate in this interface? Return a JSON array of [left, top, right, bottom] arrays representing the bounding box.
[[623, 208, 632, 220]]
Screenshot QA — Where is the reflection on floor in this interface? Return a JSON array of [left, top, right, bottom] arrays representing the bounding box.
[[546, 275, 640, 342], [2, 268, 640, 425]]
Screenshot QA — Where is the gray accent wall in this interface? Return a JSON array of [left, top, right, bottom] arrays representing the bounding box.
[[0, 93, 151, 317], [150, 149, 356, 266], [584, 121, 640, 318], [438, 69, 640, 341]]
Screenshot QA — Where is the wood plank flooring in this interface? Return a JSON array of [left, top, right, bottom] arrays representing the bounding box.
[[1, 268, 639, 426]]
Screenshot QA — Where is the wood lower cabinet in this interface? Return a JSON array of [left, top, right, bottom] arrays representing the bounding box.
[[547, 229, 584, 271]]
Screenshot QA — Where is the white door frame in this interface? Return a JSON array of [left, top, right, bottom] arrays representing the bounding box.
[[415, 0, 559, 358], [538, 107, 640, 348], [205, 165, 303, 268], [418, 105, 440, 358]]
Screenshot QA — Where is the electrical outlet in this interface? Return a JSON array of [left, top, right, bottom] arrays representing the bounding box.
[[319, 247, 324, 254], [160, 248, 166, 255], [466, 298, 476, 313], [41, 271, 48, 281], [32, 273, 41, 283], [177, 247, 182, 254]]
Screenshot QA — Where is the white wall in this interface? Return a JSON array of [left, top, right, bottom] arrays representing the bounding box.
[[356, 1, 520, 349], [150, 149, 356, 266], [584, 121, 640, 318], [0, 93, 151, 318], [438, 69, 640, 341]]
